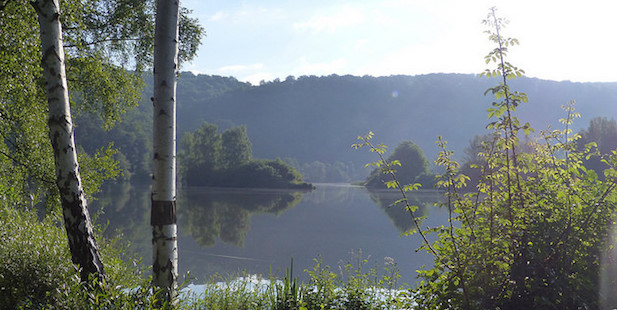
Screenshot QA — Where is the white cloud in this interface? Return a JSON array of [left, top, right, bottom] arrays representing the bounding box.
[[293, 57, 348, 76], [212, 5, 285, 25], [354, 29, 488, 78], [216, 63, 264, 73], [213, 63, 273, 85], [293, 5, 366, 32], [240, 72, 276, 85], [208, 11, 228, 21], [354, 38, 371, 50], [183, 0, 617, 82]]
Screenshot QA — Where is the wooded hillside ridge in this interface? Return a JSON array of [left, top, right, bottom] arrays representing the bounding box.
[[75, 72, 617, 183]]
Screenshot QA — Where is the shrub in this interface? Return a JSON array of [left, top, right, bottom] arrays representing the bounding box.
[[0, 207, 74, 308], [0, 206, 155, 309], [356, 8, 617, 309]]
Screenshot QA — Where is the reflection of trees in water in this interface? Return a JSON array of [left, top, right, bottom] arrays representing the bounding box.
[[91, 185, 307, 258], [178, 188, 306, 247], [368, 189, 440, 233], [91, 183, 152, 257], [300, 184, 365, 205], [184, 201, 250, 247]]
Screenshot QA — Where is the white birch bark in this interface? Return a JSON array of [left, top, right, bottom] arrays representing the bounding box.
[[31, 0, 104, 281], [152, 0, 180, 300]]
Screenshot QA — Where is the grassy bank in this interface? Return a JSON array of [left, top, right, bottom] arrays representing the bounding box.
[[0, 206, 413, 309]]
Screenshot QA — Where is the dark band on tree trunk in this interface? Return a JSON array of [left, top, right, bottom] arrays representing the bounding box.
[[151, 199, 177, 225]]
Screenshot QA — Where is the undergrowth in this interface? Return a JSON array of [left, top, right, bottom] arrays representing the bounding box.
[[0, 204, 412, 309], [192, 254, 413, 310], [354, 7, 617, 309]]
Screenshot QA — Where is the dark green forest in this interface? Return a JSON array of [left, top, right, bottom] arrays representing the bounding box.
[[75, 73, 617, 185]]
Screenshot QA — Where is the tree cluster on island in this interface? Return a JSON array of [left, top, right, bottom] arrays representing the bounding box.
[[179, 121, 313, 190], [362, 140, 436, 189]]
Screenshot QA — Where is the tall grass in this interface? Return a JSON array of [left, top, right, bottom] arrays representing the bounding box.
[[190, 254, 413, 310], [0, 205, 413, 309]]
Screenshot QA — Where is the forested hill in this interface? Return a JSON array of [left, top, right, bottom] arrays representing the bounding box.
[[76, 72, 617, 182], [175, 73, 617, 164]]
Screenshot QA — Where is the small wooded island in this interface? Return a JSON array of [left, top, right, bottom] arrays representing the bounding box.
[[363, 140, 436, 189], [179, 121, 313, 189]]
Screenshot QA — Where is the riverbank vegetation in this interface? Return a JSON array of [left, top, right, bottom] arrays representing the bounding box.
[[0, 204, 413, 309], [355, 8, 617, 309]]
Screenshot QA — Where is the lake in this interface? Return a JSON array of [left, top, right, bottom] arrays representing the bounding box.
[[91, 183, 447, 286]]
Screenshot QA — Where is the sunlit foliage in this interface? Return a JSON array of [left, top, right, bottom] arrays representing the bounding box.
[[358, 8, 617, 309], [411, 9, 617, 309]]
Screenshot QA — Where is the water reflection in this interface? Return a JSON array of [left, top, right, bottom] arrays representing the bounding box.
[[91, 183, 446, 284], [93, 183, 152, 256], [367, 189, 439, 234], [179, 188, 306, 247]]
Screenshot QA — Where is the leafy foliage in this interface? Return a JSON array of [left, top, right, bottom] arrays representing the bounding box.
[[166, 72, 617, 180], [193, 255, 412, 310], [354, 8, 617, 309], [74, 71, 617, 185], [363, 139, 433, 188], [458, 133, 499, 189], [0, 205, 155, 309], [0, 0, 204, 204], [179, 121, 312, 189], [406, 8, 617, 309], [0, 0, 204, 306], [76, 106, 154, 182], [576, 116, 617, 179], [0, 0, 57, 211], [180, 122, 222, 185], [221, 126, 252, 169], [221, 159, 309, 189], [353, 132, 435, 255], [0, 0, 199, 215]]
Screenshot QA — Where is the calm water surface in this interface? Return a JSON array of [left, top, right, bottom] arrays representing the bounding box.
[[92, 183, 446, 285]]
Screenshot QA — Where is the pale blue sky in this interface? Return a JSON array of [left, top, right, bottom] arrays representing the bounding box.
[[181, 0, 617, 84]]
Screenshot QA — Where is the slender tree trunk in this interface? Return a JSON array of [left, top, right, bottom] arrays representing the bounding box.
[[152, 0, 180, 301], [31, 0, 104, 282]]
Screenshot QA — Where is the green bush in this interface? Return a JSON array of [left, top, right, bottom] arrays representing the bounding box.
[[0, 206, 156, 309], [0, 204, 409, 309], [356, 8, 617, 309], [216, 159, 311, 189], [0, 207, 74, 308]]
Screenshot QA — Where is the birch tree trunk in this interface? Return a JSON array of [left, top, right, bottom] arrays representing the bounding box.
[[152, 0, 180, 301], [31, 0, 105, 282]]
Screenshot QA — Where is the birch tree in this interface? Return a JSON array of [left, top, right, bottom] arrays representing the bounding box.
[[152, 0, 180, 300], [2, 0, 201, 293], [31, 0, 104, 281]]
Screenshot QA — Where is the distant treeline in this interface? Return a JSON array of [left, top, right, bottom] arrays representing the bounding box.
[[74, 73, 617, 185]]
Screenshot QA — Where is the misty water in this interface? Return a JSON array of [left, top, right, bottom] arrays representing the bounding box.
[[92, 183, 446, 286]]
